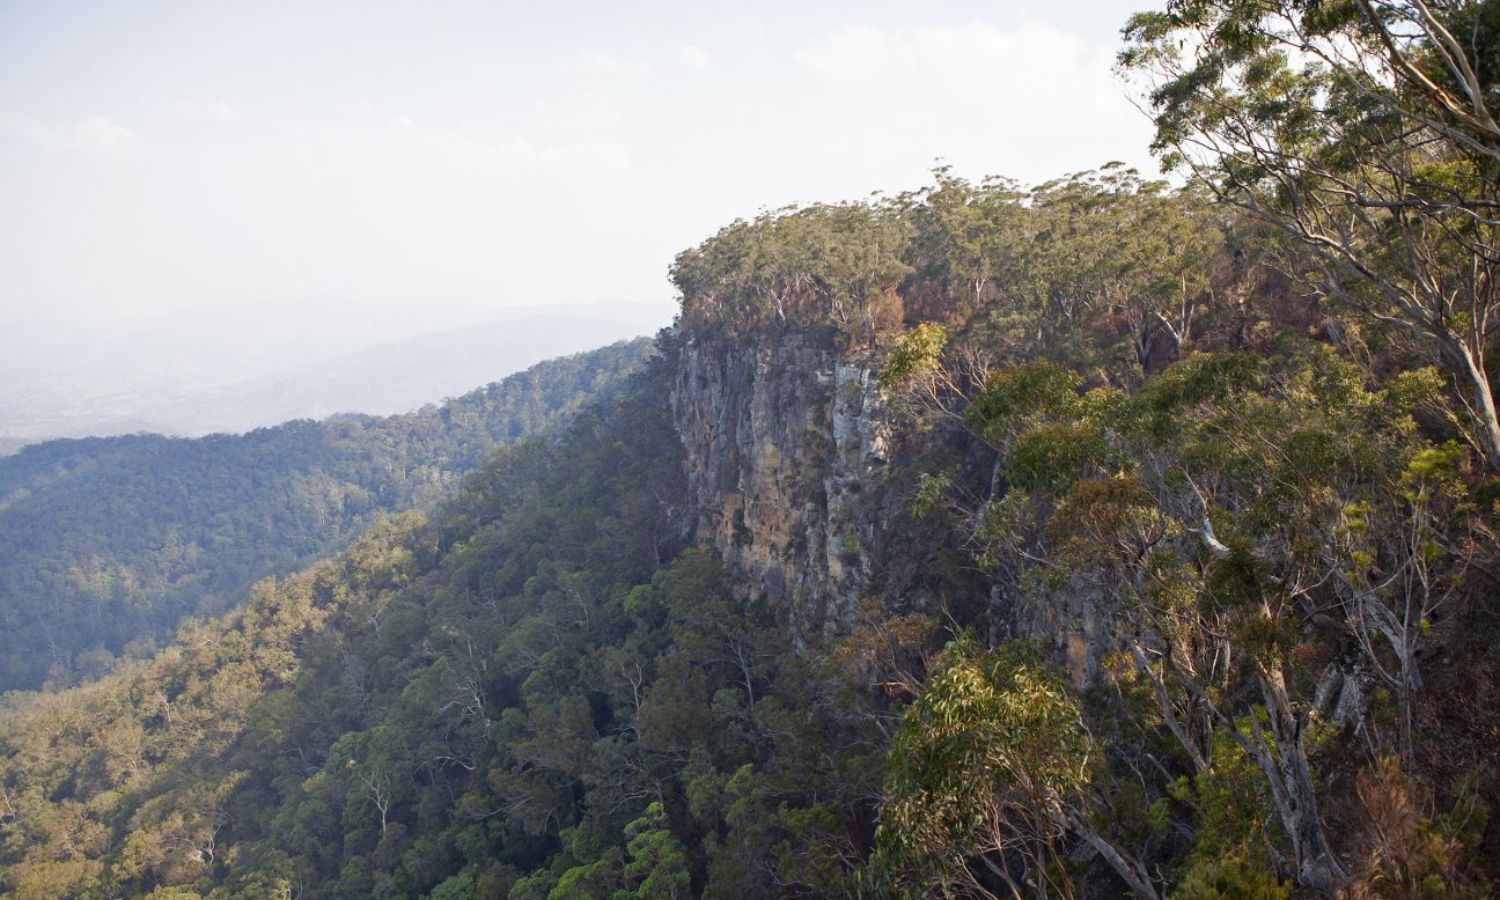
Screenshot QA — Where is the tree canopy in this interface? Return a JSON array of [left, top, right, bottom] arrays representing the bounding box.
[[0, 340, 652, 692]]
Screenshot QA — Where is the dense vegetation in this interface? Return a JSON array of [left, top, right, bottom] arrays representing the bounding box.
[[1, 350, 901, 898], [0, 340, 652, 692], [0, 438, 30, 458], [3, 1, 1500, 895], [3, 146, 1495, 894]]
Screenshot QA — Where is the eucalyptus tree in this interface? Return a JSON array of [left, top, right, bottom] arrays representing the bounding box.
[[1027, 167, 1222, 377], [1122, 0, 1500, 467], [874, 640, 1160, 900], [907, 167, 1031, 320], [671, 201, 910, 339]]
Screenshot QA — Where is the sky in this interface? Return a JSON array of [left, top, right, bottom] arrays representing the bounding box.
[[0, 0, 1161, 365]]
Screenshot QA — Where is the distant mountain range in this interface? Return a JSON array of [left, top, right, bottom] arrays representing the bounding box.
[[0, 304, 671, 440]]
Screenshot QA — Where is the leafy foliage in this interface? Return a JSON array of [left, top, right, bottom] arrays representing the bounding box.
[[3, 130, 1500, 900], [876, 640, 1092, 897], [1121, 0, 1500, 467], [0, 346, 904, 899]]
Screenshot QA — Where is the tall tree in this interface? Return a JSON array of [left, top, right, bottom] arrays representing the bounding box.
[[1122, 0, 1500, 467]]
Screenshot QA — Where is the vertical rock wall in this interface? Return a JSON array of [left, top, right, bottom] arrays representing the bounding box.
[[670, 330, 890, 639], [668, 325, 1120, 682]]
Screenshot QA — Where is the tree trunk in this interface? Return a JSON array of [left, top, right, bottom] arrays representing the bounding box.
[[1255, 666, 1346, 894], [1137, 312, 1183, 377], [1063, 811, 1162, 900], [1442, 333, 1500, 470]]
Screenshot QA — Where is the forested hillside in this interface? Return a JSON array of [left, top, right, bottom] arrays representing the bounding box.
[[0, 339, 652, 692], [3, 146, 1496, 897], [3, 1, 1500, 896]]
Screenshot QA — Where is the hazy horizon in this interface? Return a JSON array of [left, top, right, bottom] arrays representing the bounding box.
[[3, 0, 1161, 437], [0, 302, 671, 440]]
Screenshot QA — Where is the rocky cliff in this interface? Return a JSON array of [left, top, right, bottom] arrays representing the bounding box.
[[670, 326, 1128, 687], [669, 327, 1000, 650], [670, 329, 893, 639]]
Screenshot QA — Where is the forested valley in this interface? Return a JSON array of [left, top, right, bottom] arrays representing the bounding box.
[[0, 340, 651, 692], [4, 0, 1500, 897]]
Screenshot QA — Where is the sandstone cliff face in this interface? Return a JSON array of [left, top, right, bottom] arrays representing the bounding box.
[[668, 326, 1118, 681], [670, 330, 891, 639]]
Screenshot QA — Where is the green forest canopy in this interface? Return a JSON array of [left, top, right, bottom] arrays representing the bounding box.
[[1, 150, 1495, 896], [4, 1, 1500, 888], [0, 339, 652, 693]]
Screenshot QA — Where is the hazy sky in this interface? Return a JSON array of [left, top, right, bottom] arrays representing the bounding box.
[[1, 0, 1159, 336]]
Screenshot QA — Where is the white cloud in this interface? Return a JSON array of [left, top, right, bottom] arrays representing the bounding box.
[[793, 21, 1155, 182], [381, 114, 540, 170], [534, 91, 622, 135], [0, 114, 140, 154], [798, 21, 1091, 92], [378, 112, 628, 174], [175, 98, 239, 124], [677, 45, 711, 70], [796, 25, 895, 83], [70, 116, 139, 153], [563, 51, 653, 82]]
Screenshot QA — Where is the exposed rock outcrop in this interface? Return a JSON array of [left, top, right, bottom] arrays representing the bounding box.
[[669, 325, 1121, 678], [671, 329, 891, 639]]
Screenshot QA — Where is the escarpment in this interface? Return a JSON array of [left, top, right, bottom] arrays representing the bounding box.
[[670, 329, 892, 638], [666, 325, 1117, 683], [8, 166, 1498, 900], [667, 326, 1008, 651]]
